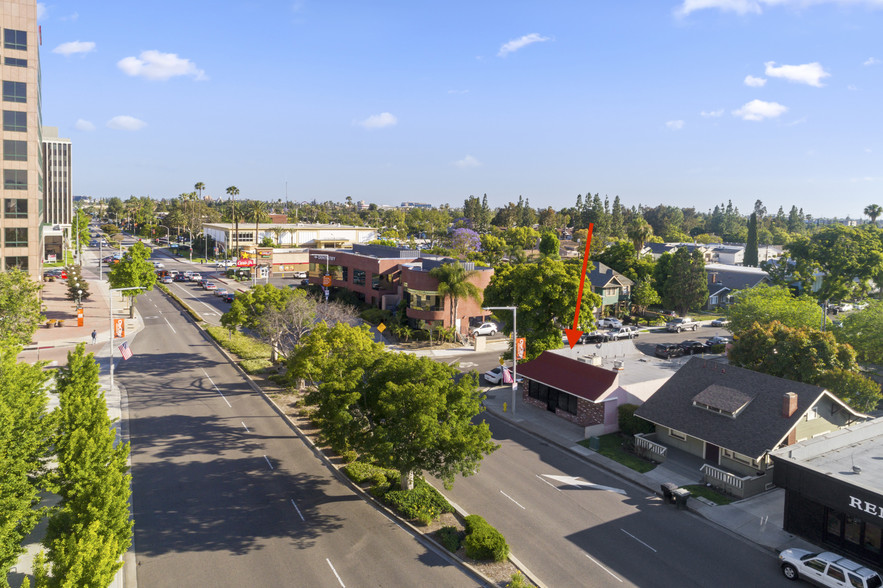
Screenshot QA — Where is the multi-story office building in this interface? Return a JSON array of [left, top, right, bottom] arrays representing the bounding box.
[[1, 0, 43, 279], [42, 126, 71, 261]]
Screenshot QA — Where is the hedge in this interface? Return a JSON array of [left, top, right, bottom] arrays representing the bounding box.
[[463, 514, 509, 562], [618, 403, 655, 437]]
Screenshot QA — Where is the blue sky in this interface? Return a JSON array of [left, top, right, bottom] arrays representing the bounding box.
[[37, 0, 883, 218]]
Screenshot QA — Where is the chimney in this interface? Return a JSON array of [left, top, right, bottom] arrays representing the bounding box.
[[782, 392, 798, 418]]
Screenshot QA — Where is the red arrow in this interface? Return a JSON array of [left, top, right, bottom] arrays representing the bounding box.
[[564, 223, 594, 349]]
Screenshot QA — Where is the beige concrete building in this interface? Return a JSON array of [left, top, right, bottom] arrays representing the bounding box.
[[1, 0, 43, 278], [42, 126, 72, 262], [202, 222, 377, 253]]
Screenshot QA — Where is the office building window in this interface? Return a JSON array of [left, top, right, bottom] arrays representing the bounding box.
[[4, 227, 27, 247], [2, 81, 26, 103], [353, 269, 366, 286], [4, 198, 27, 218], [3, 140, 26, 161], [4, 256, 28, 271], [3, 110, 26, 131], [3, 29, 27, 51], [4, 169, 26, 190], [4, 57, 27, 68]]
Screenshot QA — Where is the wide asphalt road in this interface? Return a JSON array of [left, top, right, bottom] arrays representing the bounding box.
[[119, 287, 480, 587], [434, 414, 791, 587]]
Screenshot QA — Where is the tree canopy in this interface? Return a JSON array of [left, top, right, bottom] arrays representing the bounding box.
[[107, 241, 157, 293], [837, 300, 883, 365], [727, 284, 823, 336], [0, 269, 44, 345], [659, 248, 708, 316]]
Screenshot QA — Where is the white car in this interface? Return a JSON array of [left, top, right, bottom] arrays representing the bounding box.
[[152, 261, 164, 269], [597, 317, 623, 329], [779, 548, 882, 587], [189, 272, 202, 282], [471, 322, 497, 336], [483, 366, 511, 385], [216, 260, 233, 268]]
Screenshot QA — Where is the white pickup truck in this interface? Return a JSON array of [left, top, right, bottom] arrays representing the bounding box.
[[666, 317, 699, 332]]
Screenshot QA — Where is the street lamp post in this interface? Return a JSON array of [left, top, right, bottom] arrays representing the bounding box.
[[483, 305, 518, 415], [109, 286, 143, 393]]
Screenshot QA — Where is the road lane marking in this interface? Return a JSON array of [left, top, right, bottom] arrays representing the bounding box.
[[620, 528, 657, 552], [326, 558, 345, 587], [241, 421, 250, 433], [164, 317, 176, 333], [536, 474, 561, 491], [584, 553, 623, 582], [541, 474, 626, 495], [263, 455, 274, 470], [500, 490, 526, 510], [291, 499, 305, 521], [201, 369, 231, 407]]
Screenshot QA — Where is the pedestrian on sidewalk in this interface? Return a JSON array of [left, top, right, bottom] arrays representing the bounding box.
[[91, 329, 97, 345]]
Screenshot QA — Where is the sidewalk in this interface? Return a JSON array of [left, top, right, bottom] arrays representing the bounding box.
[[13, 249, 142, 588], [478, 380, 818, 555]]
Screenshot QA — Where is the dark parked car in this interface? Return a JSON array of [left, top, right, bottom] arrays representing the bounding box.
[[655, 344, 684, 359], [222, 293, 235, 303], [705, 335, 732, 347], [173, 274, 187, 282], [677, 340, 706, 355]]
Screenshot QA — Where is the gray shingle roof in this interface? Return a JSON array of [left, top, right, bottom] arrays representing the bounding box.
[[635, 357, 832, 458]]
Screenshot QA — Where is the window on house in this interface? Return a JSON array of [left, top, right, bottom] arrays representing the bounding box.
[[353, 269, 366, 286], [4, 57, 27, 68], [558, 392, 578, 415], [4, 227, 28, 247], [4, 198, 27, 218], [806, 406, 819, 421], [3, 110, 26, 131], [4, 256, 28, 271], [3, 140, 27, 161], [2, 81, 26, 103], [669, 429, 687, 441], [4, 29, 27, 51], [4, 169, 27, 190]]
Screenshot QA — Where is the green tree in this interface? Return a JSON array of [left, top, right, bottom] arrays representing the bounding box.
[[838, 300, 883, 364], [64, 265, 91, 304], [226, 186, 240, 255], [71, 208, 91, 257], [107, 241, 157, 317], [39, 345, 132, 587], [662, 248, 708, 316], [289, 323, 496, 489], [729, 322, 881, 412], [538, 231, 560, 258], [0, 269, 44, 345], [429, 262, 482, 338], [479, 233, 507, 266], [595, 241, 655, 283], [0, 341, 52, 582], [864, 204, 882, 225], [744, 212, 759, 267], [727, 284, 823, 336], [627, 218, 653, 257], [630, 279, 661, 321], [484, 258, 601, 359]]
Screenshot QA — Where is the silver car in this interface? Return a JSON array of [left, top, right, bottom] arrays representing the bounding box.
[[778, 548, 882, 587]]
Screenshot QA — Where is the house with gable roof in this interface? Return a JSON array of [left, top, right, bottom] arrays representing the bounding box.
[[588, 262, 634, 317], [634, 357, 868, 498]]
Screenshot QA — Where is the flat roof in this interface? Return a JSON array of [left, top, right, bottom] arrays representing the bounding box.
[[203, 222, 373, 230], [771, 418, 883, 494], [549, 341, 686, 387]]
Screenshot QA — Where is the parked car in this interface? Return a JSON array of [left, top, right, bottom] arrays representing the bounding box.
[[666, 317, 699, 332], [89, 240, 98, 247], [597, 317, 623, 329], [161, 276, 173, 284], [292, 271, 307, 278], [222, 293, 235, 303], [655, 343, 685, 359], [483, 366, 511, 385], [214, 288, 228, 297], [579, 330, 610, 344], [152, 261, 164, 269], [677, 340, 706, 355], [216, 260, 233, 269], [203, 281, 217, 291], [705, 335, 732, 347], [173, 274, 187, 282], [189, 273, 202, 282], [710, 317, 730, 327], [606, 326, 640, 340], [778, 548, 882, 587], [471, 322, 498, 336], [854, 301, 869, 310]]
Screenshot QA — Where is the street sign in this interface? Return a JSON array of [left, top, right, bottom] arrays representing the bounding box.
[[377, 323, 386, 333], [322, 274, 332, 287]]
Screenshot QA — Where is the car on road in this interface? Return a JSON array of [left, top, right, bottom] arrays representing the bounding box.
[[655, 343, 685, 359], [471, 322, 498, 336], [161, 276, 173, 284], [483, 366, 512, 385], [710, 317, 730, 327], [203, 281, 217, 291], [173, 274, 187, 282], [152, 261, 165, 269], [597, 317, 623, 329], [189, 272, 202, 282], [214, 288, 228, 297], [216, 260, 233, 268], [705, 335, 732, 347], [666, 317, 699, 332], [579, 330, 610, 344], [606, 326, 640, 340], [677, 340, 706, 355], [292, 271, 307, 278], [89, 240, 98, 247], [222, 293, 235, 302], [778, 548, 882, 587]]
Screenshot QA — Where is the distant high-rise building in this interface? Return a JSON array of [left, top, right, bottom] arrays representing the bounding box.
[[42, 126, 71, 225], [0, 0, 44, 278]]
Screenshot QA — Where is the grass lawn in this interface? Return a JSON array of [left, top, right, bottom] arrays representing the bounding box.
[[206, 325, 272, 360], [579, 433, 657, 473], [681, 484, 735, 505]]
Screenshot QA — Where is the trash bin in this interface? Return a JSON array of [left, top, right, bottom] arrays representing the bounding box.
[[588, 436, 600, 451], [661, 483, 678, 504], [673, 488, 691, 510]]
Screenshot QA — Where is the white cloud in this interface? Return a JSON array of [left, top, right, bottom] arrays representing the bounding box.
[[106, 116, 146, 131], [74, 119, 95, 131], [700, 109, 725, 117], [733, 99, 788, 121], [60, 12, 79, 21], [764, 61, 829, 87], [37, 3, 46, 20], [848, 84, 858, 91], [864, 57, 880, 66], [117, 50, 207, 81], [744, 74, 767, 87], [454, 155, 482, 168], [498, 33, 550, 57], [53, 41, 95, 56], [676, 0, 883, 17], [357, 112, 397, 129], [447, 89, 469, 95], [666, 120, 685, 130]]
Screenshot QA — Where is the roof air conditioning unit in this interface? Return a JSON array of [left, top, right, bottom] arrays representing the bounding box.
[[579, 354, 603, 366], [613, 360, 624, 370]]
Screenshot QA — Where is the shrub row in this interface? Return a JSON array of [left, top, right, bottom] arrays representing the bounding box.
[[463, 514, 509, 562], [205, 325, 273, 360], [382, 478, 454, 526], [343, 461, 399, 489]]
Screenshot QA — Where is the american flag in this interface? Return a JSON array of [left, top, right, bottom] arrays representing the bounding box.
[[118, 341, 133, 360]]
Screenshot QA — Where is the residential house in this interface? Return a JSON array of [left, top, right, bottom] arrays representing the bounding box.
[[705, 263, 769, 310], [634, 357, 868, 498], [710, 245, 744, 266], [589, 262, 634, 316], [642, 243, 714, 262]]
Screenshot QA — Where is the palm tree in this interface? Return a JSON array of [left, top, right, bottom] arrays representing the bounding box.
[[864, 204, 882, 226], [250, 200, 270, 247], [195, 182, 205, 200], [627, 218, 653, 258], [226, 186, 239, 256], [429, 261, 482, 340]]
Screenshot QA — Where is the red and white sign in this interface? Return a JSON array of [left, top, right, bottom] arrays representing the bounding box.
[[515, 337, 526, 360], [322, 274, 332, 287], [113, 318, 125, 338], [236, 258, 255, 267]]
